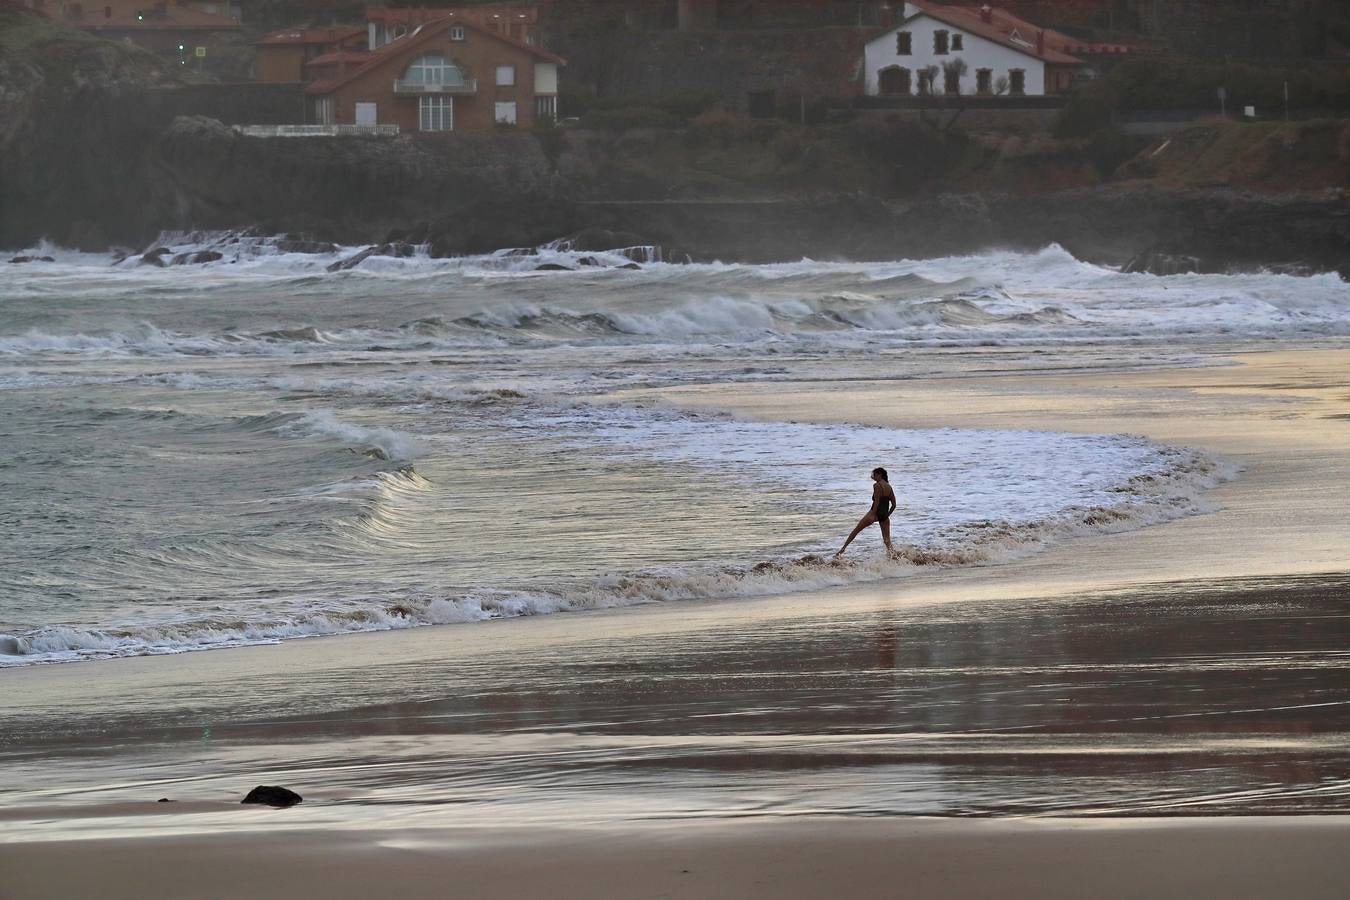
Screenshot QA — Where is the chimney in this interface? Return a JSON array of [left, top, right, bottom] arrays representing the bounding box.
[[980, 4, 992, 23], [1037, 28, 1045, 55]]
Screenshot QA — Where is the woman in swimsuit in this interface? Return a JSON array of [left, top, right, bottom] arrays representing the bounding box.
[[834, 467, 895, 559]]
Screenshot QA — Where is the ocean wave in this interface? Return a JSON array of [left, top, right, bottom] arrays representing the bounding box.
[[275, 411, 424, 462], [0, 440, 1234, 667]]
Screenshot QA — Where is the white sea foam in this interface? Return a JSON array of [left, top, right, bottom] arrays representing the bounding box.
[[0, 414, 1235, 667], [276, 410, 425, 462], [0, 242, 1304, 667]]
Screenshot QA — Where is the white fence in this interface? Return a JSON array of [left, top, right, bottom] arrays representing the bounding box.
[[232, 125, 401, 138]]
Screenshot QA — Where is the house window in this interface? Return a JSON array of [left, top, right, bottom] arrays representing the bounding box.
[[449, 24, 465, 40], [976, 68, 992, 94], [495, 101, 518, 125], [495, 65, 515, 87], [390, 24, 407, 40], [354, 101, 377, 125], [419, 95, 451, 131], [535, 95, 557, 122], [404, 54, 464, 86], [313, 96, 333, 125], [934, 29, 949, 54], [1009, 69, 1026, 95], [952, 34, 963, 51], [944, 67, 960, 95], [895, 31, 912, 55], [878, 66, 911, 96]]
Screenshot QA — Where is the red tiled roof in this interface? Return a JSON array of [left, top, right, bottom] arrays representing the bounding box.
[[307, 14, 564, 95], [257, 25, 365, 47], [904, 1, 1086, 65], [306, 49, 373, 68]]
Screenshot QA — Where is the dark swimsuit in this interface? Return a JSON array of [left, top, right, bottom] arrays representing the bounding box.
[[875, 492, 894, 522]]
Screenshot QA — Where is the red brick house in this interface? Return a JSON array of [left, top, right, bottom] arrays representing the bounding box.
[[366, 5, 539, 50], [304, 16, 563, 132], [255, 25, 366, 83]]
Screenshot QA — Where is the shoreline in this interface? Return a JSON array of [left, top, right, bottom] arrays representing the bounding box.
[[2, 347, 1347, 896], [3, 349, 1347, 717]]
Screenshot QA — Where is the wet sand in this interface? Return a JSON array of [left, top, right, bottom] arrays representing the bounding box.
[[2, 348, 1348, 897], [6, 818, 1350, 900]]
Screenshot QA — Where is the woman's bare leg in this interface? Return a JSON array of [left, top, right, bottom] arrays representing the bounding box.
[[879, 517, 893, 552], [835, 513, 876, 558]]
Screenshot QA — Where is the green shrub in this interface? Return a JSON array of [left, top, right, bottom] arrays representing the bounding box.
[[578, 106, 682, 131], [1085, 127, 1148, 177]]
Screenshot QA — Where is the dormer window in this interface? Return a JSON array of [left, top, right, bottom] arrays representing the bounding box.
[[934, 30, 949, 54], [449, 24, 465, 40], [895, 31, 912, 55], [390, 24, 407, 40]]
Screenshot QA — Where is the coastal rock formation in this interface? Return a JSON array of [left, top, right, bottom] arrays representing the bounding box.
[[1, 10, 1345, 276], [241, 785, 302, 808]]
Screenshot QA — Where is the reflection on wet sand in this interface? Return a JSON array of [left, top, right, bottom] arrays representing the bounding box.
[[4, 574, 1347, 835]]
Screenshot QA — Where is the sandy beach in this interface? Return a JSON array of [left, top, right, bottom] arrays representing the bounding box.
[[3, 347, 1348, 897]]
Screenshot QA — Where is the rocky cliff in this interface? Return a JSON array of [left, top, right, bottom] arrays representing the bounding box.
[[2, 12, 1347, 275]]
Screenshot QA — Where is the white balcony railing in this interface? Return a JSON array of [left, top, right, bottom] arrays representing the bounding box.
[[393, 78, 478, 96]]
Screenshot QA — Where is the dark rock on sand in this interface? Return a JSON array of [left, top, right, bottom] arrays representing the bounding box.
[[241, 785, 302, 808], [9, 255, 55, 263], [535, 262, 575, 271], [138, 247, 171, 267], [576, 255, 602, 267], [617, 262, 642, 270]]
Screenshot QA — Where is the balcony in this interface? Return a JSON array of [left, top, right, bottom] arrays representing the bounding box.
[[393, 78, 477, 96]]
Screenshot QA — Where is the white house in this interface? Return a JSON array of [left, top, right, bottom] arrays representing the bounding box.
[[863, 2, 1087, 98]]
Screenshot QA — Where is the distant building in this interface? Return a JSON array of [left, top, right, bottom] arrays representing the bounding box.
[[255, 7, 542, 87], [305, 16, 564, 132], [17, 0, 240, 60], [255, 25, 366, 82], [864, 2, 1107, 98]]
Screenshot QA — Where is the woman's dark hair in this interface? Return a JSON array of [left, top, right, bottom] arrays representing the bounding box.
[[872, 467, 888, 481]]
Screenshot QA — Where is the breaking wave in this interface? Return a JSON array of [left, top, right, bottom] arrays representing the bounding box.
[[0, 439, 1234, 666]]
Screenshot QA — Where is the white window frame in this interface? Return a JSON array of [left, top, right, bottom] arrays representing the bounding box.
[[494, 101, 518, 125], [391, 23, 407, 40], [354, 101, 377, 125], [419, 95, 451, 131], [535, 95, 557, 121], [449, 24, 465, 40], [314, 95, 333, 125], [404, 54, 463, 86], [495, 64, 515, 87]]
